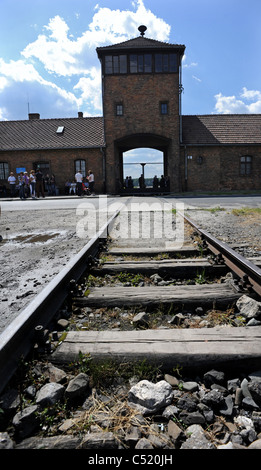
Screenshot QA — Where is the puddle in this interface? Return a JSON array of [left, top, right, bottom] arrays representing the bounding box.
[[1, 230, 67, 245]]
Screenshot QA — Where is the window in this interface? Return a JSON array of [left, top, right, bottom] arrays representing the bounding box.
[[240, 156, 252, 175], [105, 55, 127, 74], [144, 54, 152, 72], [160, 102, 168, 115], [130, 54, 138, 73], [105, 52, 177, 75], [105, 56, 113, 74], [130, 54, 152, 73], [155, 53, 177, 73], [0, 162, 9, 179], [33, 161, 50, 175], [75, 159, 86, 177], [116, 103, 124, 116], [169, 53, 178, 72]]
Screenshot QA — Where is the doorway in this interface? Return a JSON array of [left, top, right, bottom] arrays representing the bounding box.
[[123, 148, 164, 189]]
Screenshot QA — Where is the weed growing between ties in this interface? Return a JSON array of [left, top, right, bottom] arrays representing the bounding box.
[[69, 301, 245, 332]]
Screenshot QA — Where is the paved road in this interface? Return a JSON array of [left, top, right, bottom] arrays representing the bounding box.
[[172, 195, 261, 209], [1, 194, 260, 212]]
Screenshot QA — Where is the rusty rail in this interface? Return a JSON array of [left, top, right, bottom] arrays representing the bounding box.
[[182, 213, 261, 297], [0, 209, 120, 394]]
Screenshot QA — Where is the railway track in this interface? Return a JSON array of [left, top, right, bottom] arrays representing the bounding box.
[[1, 205, 261, 394]]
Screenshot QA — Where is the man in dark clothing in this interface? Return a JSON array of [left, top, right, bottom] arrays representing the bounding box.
[[35, 168, 45, 198]]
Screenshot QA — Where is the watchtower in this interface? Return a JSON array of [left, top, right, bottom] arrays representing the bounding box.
[[97, 26, 185, 193]]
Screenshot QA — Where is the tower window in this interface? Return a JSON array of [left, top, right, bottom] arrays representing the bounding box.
[[116, 103, 124, 116], [105, 55, 127, 74], [155, 53, 177, 73], [144, 54, 152, 72], [104, 52, 177, 75], [160, 102, 169, 115], [130, 54, 138, 73]]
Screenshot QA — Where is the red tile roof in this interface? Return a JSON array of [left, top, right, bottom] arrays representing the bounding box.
[[0, 116, 105, 151], [182, 114, 261, 145]]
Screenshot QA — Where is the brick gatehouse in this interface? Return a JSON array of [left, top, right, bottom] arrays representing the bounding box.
[[0, 26, 260, 195]]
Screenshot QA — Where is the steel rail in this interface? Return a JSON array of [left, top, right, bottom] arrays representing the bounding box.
[[182, 213, 261, 297], [0, 209, 120, 394]]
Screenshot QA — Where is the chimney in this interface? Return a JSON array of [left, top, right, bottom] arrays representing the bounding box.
[[29, 113, 40, 120], [78, 112, 83, 118]]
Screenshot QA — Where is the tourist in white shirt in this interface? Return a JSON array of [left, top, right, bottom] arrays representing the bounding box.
[[29, 170, 36, 199], [8, 172, 16, 197], [75, 171, 83, 196]]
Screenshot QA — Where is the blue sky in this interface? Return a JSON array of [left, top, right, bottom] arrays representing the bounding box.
[[0, 0, 260, 123]]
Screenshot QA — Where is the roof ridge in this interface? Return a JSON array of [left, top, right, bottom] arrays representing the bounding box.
[[183, 113, 261, 117], [97, 35, 185, 51], [0, 115, 103, 124]]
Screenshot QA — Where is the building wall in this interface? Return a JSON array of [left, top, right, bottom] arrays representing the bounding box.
[[180, 145, 261, 191], [103, 73, 181, 192], [0, 147, 104, 194]]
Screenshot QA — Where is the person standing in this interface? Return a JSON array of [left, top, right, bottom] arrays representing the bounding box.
[[75, 170, 83, 196], [153, 175, 159, 191], [50, 174, 56, 195], [29, 170, 36, 199], [8, 172, 16, 197], [24, 172, 30, 198], [44, 174, 51, 195], [88, 170, 95, 195], [18, 172, 25, 200], [35, 168, 45, 198]]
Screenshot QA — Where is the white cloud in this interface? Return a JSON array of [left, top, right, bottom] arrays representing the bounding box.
[[183, 55, 198, 68], [21, 1, 170, 77], [192, 75, 201, 83], [0, 107, 8, 120], [74, 67, 102, 114], [0, 0, 171, 119], [0, 58, 80, 107], [0, 76, 8, 91], [215, 88, 261, 114], [0, 59, 42, 83]]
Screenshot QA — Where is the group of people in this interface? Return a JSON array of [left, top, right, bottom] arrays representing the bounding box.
[[124, 174, 170, 191], [153, 175, 170, 191], [7, 169, 56, 200], [124, 176, 134, 189], [74, 169, 95, 196]]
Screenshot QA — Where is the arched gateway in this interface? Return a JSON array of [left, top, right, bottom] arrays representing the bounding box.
[[96, 26, 185, 194], [116, 133, 170, 192]]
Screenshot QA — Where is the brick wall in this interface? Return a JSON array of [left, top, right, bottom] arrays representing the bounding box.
[[180, 145, 261, 191], [1, 147, 104, 194], [103, 73, 181, 193]]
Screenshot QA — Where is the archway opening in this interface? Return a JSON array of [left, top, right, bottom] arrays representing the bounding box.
[[123, 148, 164, 189]]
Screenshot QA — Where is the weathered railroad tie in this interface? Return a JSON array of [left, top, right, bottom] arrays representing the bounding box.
[[53, 230, 261, 372], [1, 209, 261, 393]]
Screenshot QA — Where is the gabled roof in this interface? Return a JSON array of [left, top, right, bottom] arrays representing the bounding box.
[[97, 35, 185, 55], [0, 116, 105, 151], [182, 114, 261, 145], [1, 113, 261, 152]]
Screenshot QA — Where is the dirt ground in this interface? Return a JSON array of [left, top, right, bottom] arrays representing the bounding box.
[[0, 209, 90, 333]]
